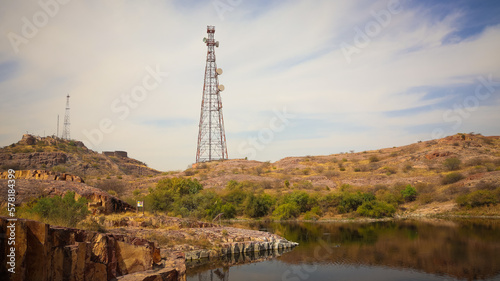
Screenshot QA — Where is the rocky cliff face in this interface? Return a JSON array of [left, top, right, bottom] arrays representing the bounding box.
[[0, 217, 185, 281], [0, 152, 69, 169], [0, 176, 134, 215], [0, 170, 84, 183]]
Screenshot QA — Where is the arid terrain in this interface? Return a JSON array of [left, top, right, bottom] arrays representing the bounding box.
[[1, 133, 499, 280], [1, 133, 500, 217]]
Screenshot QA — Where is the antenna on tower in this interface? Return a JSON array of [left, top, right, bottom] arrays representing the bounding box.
[[62, 94, 71, 140], [196, 25, 228, 163], [57, 114, 59, 138]]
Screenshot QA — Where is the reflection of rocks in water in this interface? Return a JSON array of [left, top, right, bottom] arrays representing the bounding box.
[[187, 248, 293, 278], [273, 219, 500, 281]]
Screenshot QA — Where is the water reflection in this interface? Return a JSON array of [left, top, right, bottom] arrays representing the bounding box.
[[187, 219, 500, 281], [187, 248, 294, 281]]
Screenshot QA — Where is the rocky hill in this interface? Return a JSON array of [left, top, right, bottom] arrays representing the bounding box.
[[112, 133, 500, 217], [0, 134, 160, 179], [178, 133, 500, 190], [1, 133, 499, 216]]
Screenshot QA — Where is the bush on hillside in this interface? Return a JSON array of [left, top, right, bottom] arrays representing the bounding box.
[[26, 191, 89, 227], [272, 203, 300, 220], [401, 185, 418, 202], [443, 157, 461, 171], [456, 190, 497, 208], [356, 201, 396, 218], [338, 191, 375, 213], [441, 172, 464, 185], [244, 193, 274, 218]]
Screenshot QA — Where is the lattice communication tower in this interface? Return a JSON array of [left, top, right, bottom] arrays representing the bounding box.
[[196, 26, 228, 163], [62, 94, 71, 140]]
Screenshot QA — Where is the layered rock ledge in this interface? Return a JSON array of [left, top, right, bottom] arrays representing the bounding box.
[[0, 216, 298, 281], [107, 225, 299, 263], [0, 217, 185, 281]]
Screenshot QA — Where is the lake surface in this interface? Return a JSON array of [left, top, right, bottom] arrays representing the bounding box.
[[186, 219, 500, 281]]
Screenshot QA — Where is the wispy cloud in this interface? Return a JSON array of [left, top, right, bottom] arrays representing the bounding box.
[[0, 0, 499, 170]]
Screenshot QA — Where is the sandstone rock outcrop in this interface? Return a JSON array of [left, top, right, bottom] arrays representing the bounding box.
[[0, 170, 83, 183], [0, 217, 185, 281], [425, 151, 452, 160]]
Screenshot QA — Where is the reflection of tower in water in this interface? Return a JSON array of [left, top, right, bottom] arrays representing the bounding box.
[[197, 266, 229, 281]]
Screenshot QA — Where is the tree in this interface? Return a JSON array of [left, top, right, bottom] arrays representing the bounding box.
[[148, 177, 203, 212], [273, 203, 300, 220], [283, 191, 311, 213], [401, 185, 418, 202], [244, 193, 274, 218]]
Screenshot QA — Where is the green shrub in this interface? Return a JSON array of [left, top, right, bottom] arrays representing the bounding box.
[[303, 210, 319, 220], [156, 177, 203, 196], [220, 203, 237, 219], [401, 185, 418, 202], [356, 201, 396, 218], [303, 205, 322, 220], [26, 191, 89, 227], [441, 172, 464, 185], [456, 190, 497, 208], [369, 156, 379, 163], [284, 180, 290, 188], [338, 191, 375, 213], [376, 189, 403, 206], [147, 177, 203, 212], [283, 191, 311, 213], [244, 193, 274, 218], [443, 157, 461, 171], [272, 203, 300, 220]]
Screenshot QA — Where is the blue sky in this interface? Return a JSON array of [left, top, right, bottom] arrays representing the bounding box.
[[0, 0, 499, 171]]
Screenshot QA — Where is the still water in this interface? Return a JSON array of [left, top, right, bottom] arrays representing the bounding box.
[[186, 219, 500, 281]]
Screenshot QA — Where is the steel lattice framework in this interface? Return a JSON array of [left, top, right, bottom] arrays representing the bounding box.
[[196, 26, 228, 163], [62, 94, 71, 140]]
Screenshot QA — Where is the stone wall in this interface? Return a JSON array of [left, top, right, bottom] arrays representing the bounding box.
[[0, 217, 185, 281]]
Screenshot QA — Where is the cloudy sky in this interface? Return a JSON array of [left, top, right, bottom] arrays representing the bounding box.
[[1, 0, 499, 171]]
